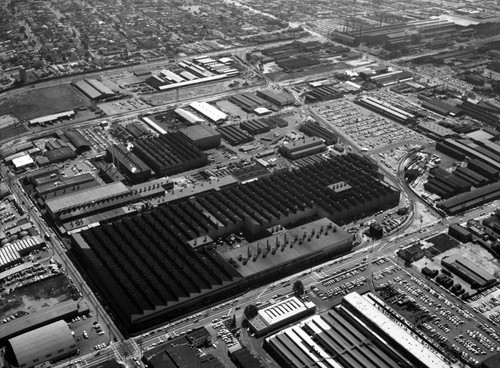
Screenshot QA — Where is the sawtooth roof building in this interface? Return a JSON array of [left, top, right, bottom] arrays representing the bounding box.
[[70, 154, 399, 334]]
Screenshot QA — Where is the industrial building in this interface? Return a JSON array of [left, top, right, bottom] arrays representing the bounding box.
[[424, 167, 471, 198], [263, 115, 289, 128], [441, 254, 496, 289], [28, 110, 76, 127], [180, 124, 221, 150], [44, 146, 77, 164], [248, 296, 316, 337], [448, 223, 472, 243], [174, 107, 205, 125], [73, 79, 115, 101], [0, 300, 88, 344], [340, 292, 449, 368], [356, 96, 416, 124], [229, 347, 267, 368], [106, 144, 152, 183], [439, 182, 500, 215], [132, 132, 208, 176], [299, 120, 338, 146], [0, 236, 45, 271], [6, 320, 78, 368], [279, 137, 326, 160], [143, 334, 224, 368], [35, 173, 99, 200], [368, 70, 414, 86], [264, 293, 441, 368], [256, 89, 295, 107], [453, 166, 489, 188], [189, 101, 228, 124], [240, 119, 271, 136], [216, 125, 254, 146], [437, 139, 500, 171], [70, 154, 399, 334], [63, 130, 92, 153], [304, 85, 344, 103]]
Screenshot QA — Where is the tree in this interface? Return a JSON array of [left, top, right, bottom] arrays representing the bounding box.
[[293, 280, 305, 298], [243, 304, 258, 320]]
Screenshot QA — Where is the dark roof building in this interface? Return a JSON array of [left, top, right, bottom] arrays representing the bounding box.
[[7, 320, 77, 368], [143, 336, 224, 368], [439, 181, 500, 214], [180, 124, 221, 150], [279, 137, 326, 160], [441, 254, 496, 289], [70, 155, 399, 334], [299, 120, 338, 146], [35, 173, 98, 200], [132, 132, 208, 176], [64, 130, 92, 153], [44, 147, 77, 164], [106, 144, 152, 183], [229, 347, 266, 368], [216, 125, 254, 146]]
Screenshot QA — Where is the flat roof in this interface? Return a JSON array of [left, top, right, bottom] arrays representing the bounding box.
[[12, 154, 34, 168], [258, 296, 310, 326], [342, 292, 449, 368], [46, 182, 129, 214], [221, 218, 352, 277], [180, 124, 220, 141]]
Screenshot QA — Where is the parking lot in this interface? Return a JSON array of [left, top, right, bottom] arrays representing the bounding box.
[[375, 265, 500, 367], [312, 100, 430, 152]]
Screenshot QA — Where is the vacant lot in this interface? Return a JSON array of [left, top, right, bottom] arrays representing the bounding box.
[[0, 274, 76, 320], [0, 85, 91, 120], [0, 114, 27, 142]]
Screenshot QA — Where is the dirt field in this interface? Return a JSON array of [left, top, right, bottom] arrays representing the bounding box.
[[0, 84, 91, 120], [0, 274, 76, 320]]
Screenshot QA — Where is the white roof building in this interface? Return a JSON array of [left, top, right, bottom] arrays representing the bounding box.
[[189, 101, 228, 123]]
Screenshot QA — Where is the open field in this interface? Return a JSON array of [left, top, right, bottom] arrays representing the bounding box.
[[0, 84, 91, 120]]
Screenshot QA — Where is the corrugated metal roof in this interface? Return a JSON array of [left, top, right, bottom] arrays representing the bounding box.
[[64, 130, 91, 149], [9, 320, 75, 367]]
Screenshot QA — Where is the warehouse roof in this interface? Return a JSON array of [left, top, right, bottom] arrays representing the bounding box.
[[0, 300, 84, 342], [180, 124, 220, 141], [64, 130, 91, 149], [342, 292, 449, 368], [189, 101, 228, 122], [174, 108, 204, 124], [73, 80, 101, 99], [46, 182, 129, 214], [9, 320, 75, 367], [11, 155, 34, 169]]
